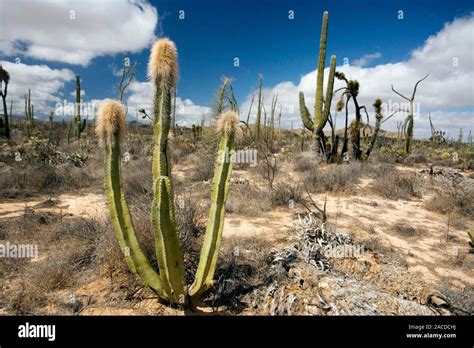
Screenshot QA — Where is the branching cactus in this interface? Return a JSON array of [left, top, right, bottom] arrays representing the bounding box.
[[299, 11, 337, 153], [97, 38, 240, 306]]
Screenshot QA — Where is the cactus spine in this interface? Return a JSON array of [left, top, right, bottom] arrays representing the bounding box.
[[98, 38, 239, 306], [75, 75, 86, 139], [299, 11, 336, 153]]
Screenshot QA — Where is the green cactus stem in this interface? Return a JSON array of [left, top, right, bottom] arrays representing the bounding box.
[[98, 38, 239, 307], [188, 111, 238, 299], [299, 11, 337, 153]]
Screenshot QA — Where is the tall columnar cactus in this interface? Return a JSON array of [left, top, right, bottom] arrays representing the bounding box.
[[299, 11, 337, 153], [24, 89, 34, 138], [75, 75, 86, 139], [97, 38, 240, 306]]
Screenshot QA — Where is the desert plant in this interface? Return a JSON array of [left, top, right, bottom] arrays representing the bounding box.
[[334, 73, 369, 161], [24, 89, 34, 138], [299, 11, 337, 153], [74, 75, 86, 139], [0, 64, 11, 139], [117, 59, 136, 101], [391, 74, 429, 154], [9, 100, 13, 129], [365, 98, 397, 158], [97, 38, 241, 307], [255, 74, 263, 140]]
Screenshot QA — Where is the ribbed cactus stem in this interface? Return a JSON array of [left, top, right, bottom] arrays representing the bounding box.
[[318, 55, 337, 132], [98, 101, 166, 299], [299, 11, 336, 153], [98, 38, 237, 307], [149, 38, 185, 302], [314, 11, 328, 125], [152, 176, 185, 302], [299, 92, 314, 132], [189, 111, 239, 298]]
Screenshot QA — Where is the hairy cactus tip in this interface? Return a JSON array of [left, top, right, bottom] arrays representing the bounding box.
[[96, 100, 126, 147], [216, 110, 242, 139], [148, 38, 178, 88]]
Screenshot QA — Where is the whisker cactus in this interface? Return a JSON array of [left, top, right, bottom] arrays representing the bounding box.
[[299, 11, 337, 153], [97, 38, 240, 306]]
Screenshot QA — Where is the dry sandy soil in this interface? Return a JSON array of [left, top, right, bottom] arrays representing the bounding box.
[[0, 160, 472, 316]]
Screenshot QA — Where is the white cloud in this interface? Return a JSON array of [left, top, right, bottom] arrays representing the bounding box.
[[241, 13, 474, 138], [0, 61, 75, 118], [126, 81, 212, 126], [0, 0, 158, 66], [352, 52, 381, 67]]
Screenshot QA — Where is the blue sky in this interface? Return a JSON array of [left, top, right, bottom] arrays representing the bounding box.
[[53, 0, 474, 106], [0, 0, 473, 137], [150, 0, 473, 106]]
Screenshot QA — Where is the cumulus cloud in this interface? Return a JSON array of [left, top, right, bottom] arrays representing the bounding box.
[[0, 61, 75, 118], [0, 0, 158, 66], [126, 81, 211, 126], [352, 52, 381, 67], [241, 13, 474, 138]]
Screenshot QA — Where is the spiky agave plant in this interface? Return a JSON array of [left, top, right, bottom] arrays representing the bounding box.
[[96, 38, 240, 306]]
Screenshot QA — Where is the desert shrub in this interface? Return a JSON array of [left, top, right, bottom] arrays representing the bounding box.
[[391, 222, 417, 237], [123, 158, 152, 198], [425, 179, 474, 217], [305, 162, 364, 193], [254, 148, 279, 189], [0, 161, 96, 198], [175, 193, 206, 249], [189, 151, 216, 182], [404, 152, 428, 165], [293, 151, 319, 173], [226, 184, 272, 215], [372, 146, 406, 164], [371, 169, 424, 199], [440, 151, 451, 160], [170, 135, 195, 164], [206, 236, 271, 310], [271, 182, 306, 207]]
